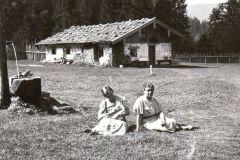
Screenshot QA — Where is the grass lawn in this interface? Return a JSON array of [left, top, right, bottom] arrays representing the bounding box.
[[0, 60, 240, 159]]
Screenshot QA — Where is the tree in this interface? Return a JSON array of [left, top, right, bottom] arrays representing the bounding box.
[[131, 0, 154, 19], [118, 0, 136, 21], [99, 0, 114, 23], [188, 17, 209, 43], [154, 0, 173, 24], [171, 0, 190, 36], [208, 0, 240, 53], [197, 33, 212, 52]]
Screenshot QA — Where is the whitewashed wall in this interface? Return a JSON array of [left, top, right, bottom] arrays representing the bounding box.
[[45, 47, 64, 61], [155, 43, 172, 60], [44, 46, 113, 65], [99, 47, 112, 66], [124, 43, 172, 63], [124, 43, 148, 61], [45, 46, 95, 64], [65, 47, 82, 60], [68, 47, 83, 62]]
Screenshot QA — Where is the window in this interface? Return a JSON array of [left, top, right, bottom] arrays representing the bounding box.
[[52, 48, 56, 55], [129, 48, 137, 57], [66, 48, 70, 54]]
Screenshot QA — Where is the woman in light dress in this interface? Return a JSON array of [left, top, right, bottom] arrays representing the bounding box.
[[91, 86, 130, 136], [133, 82, 193, 132]]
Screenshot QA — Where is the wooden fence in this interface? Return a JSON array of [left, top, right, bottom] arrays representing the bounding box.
[[7, 52, 26, 60], [175, 56, 240, 63], [25, 51, 46, 61], [175, 52, 240, 63]]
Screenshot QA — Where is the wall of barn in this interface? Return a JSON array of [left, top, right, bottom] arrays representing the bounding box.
[[123, 24, 172, 64], [124, 43, 148, 61], [99, 47, 112, 66], [125, 24, 170, 44], [155, 43, 172, 60]]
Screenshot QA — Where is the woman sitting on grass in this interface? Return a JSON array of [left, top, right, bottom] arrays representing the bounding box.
[[90, 86, 130, 136], [133, 82, 193, 132]]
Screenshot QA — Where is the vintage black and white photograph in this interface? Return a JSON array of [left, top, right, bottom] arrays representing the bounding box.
[[0, 0, 239, 159]]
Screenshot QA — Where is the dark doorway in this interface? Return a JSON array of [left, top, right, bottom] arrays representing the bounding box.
[[148, 45, 155, 65]]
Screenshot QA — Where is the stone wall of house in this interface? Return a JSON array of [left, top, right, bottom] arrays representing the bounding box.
[[83, 49, 94, 64], [71, 47, 95, 65]]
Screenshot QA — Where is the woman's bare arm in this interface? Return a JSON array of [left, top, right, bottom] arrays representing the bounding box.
[[135, 114, 142, 131], [97, 105, 108, 120]]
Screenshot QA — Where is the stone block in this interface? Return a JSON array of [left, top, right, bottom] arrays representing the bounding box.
[[11, 77, 41, 104]]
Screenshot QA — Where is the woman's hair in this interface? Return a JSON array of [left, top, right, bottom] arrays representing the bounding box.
[[143, 82, 154, 91], [101, 86, 114, 97]]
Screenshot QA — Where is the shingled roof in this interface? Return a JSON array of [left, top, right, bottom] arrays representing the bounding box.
[[35, 17, 184, 46]]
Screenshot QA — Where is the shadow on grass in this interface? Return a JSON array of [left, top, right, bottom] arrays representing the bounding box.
[[127, 124, 137, 132], [127, 124, 200, 133], [174, 126, 200, 133]]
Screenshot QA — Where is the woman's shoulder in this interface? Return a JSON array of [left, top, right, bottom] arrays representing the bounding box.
[[99, 98, 107, 107], [134, 95, 145, 103]]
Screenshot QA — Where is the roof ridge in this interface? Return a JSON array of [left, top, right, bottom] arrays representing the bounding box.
[[67, 17, 155, 29]]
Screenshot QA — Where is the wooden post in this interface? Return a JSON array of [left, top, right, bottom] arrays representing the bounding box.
[[0, 0, 11, 108], [150, 65, 153, 75], [0, 37, 11, 109]]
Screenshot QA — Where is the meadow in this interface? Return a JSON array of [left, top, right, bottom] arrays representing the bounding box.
[[0, 60, 240, 159]]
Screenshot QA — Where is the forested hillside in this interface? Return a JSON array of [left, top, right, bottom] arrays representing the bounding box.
[[188, 0, 240, 54], [0, 0, 189, 53]]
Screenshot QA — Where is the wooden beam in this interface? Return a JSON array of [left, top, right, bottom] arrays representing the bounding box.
[[168, 30, 171, 37], [155, 19, 185, 38], [153, 21, 156, 29], [0, 36, 11, 109]]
